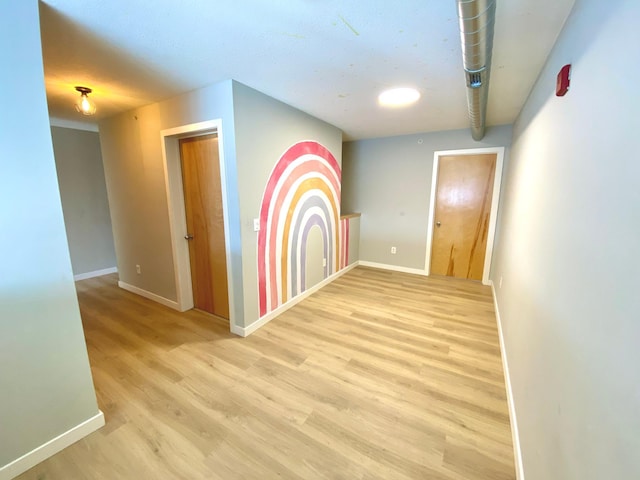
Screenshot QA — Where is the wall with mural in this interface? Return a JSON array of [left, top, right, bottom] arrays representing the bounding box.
[[100, 79, 349, 333], [257, 141, 341, 316], [232, 82, 344, 330], [340, 213, 360, 270]]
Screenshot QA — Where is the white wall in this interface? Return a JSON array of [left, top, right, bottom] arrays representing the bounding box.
[[342, 125, 512, 270], [491, 0, 640, 478], [51, 126, 116, 276], [0, 1, 102, 475], [99, 81, 238, 305]]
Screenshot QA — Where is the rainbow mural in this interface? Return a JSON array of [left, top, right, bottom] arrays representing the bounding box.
[[340, 217, 350, 270], [257, 141, 341, 317]]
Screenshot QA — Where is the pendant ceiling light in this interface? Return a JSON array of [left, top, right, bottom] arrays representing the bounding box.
[[74, 86, 96, 116]]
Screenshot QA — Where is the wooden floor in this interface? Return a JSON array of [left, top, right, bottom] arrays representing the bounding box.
[[17, 267, 515, 480]]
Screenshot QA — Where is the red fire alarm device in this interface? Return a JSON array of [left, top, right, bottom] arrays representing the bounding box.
[[556, 64, 571, 96]]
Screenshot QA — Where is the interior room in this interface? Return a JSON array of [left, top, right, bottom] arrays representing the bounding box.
[[1, 1, 638, 479]]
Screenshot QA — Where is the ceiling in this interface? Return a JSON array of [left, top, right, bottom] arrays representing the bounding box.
[[40, 0, 575, 140]]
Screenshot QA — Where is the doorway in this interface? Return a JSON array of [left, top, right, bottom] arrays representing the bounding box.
[[160, 120, 233, 324], [425, 147, 504, 285], [179, 134, 229, 318]]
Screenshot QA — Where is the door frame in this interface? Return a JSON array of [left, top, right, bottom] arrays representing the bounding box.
[[425, 146, 505, 285], [160, 119, 233, 316]]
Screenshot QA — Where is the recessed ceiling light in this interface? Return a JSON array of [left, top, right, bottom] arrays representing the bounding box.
[[378, 87, 420, 107]]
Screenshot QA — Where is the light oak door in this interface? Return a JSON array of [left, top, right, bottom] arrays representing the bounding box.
[[430, 153, 496, 281], [179, 134, 229, 319]]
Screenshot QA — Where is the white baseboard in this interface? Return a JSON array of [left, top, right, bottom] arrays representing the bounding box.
[[118, 281, 180, 311], [74, 267, 118, 281], [358, 260, 427, 276], [231, 262, 359, 337], [490, 281, 525, 480], [0, 411, 104, 480]]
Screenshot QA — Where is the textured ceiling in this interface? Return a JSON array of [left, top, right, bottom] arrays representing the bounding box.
[[40, 0, 575, 140]]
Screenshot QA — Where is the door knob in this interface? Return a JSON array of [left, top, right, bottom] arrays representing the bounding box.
[[184, 234, 194, 240], [436, 221, 441, 227]]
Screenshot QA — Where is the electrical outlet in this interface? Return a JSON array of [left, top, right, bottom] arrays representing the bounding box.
[[391, 246, 397, 254], [253, 218, 260, 232], [136, 264, 141, 274], [322, 258, 327, 267]]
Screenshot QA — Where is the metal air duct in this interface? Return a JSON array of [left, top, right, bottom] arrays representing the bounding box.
[[456, 0, 496, 141]]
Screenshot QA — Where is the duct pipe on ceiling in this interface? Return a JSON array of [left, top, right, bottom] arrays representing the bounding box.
[[456, 0, 496, 141]]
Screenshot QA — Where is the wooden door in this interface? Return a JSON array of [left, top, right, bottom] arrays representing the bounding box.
[[430, 153, 496, 281], [179, 134, 229, 318]]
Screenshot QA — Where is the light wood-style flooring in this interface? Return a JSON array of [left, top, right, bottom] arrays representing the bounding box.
[[17, 266, 515, 479]]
